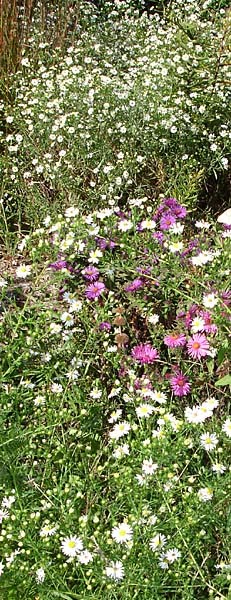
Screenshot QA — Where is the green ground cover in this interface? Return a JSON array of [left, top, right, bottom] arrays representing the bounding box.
[[0, 1, 231, 598]]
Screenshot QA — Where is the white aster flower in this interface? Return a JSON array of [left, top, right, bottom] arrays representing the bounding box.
[[88, 225, 100, 236], [140, 219, 156, 230], [77, 240, 85, 252], [107, 345, 118, 353], [61, 312, 74, 327], [108, 409, 122, 423], [65, 206, 79, 218], [0, 277, 7, 288], [191, 251, 214, 266], [33, 395, 46, 406], [50, 322, 62, 334], [35, 567, 45, 583], [185, 405, 212, 424], [108, 387, 121, 399], [16, 264, 31, 278], [200, 432, 218, 451], [197, 405, 214, 421], [0, 509, 9, 523], [152, 390, 167, 404], [88, 249, 103, 264], [158, 556, 169, 569], [136, 404, 154, 418], [222, 230, 231, 239], [113, 443, 130, 459], [90, 388, 102, 400], [136, 473, 147, 486], [2, 495, 15, 508], [164, 413, 181, 431], [221, 157, 229, 169], [105, 560, 124, 580], [6, 549, 20, 566], [60, 235, 74, 251], [43, 216, 51, 226], [191, 317, 205, 333], [18, 237, 29, 251], [203, 293, 219, 309], [77, 550, 93, 564], [61, 536, 83, 557], [109, 421, 131, 440], [148, 314, 160, 325], [111, 522, 133, 544], [68, 300, 83, 313], [118, 219, 133, 232], [138, 387, 154, 399], [40, 524, 57, 537], [164, 548, 181, 563], [168, 241, 183, 253], [96, 208, 113, 219], [150, 533, 167, 552], [222, 418, 231, 438], [202, 397, 219, 411], [50, 383, 63, 394], [197, 487, 213, 501], [147, 515, 158, 525], [195, 220, 211, 229], [152, 427, 165, 439], [212, 463, 226, 474], [169, 223, 184, 234], [142, 459, 158, 475], [216, 562, 231, 571], [66, 369, 79, 381]]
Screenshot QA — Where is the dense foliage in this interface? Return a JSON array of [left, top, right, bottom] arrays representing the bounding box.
[[0, 1, 230, 599]]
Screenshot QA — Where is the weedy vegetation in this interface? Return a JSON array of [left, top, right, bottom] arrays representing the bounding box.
[[0, 1, 231, 599]]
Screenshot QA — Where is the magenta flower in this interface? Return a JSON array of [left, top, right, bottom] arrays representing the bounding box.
[[99, 321, 111, 331], [85, 282, 106, 300], [160, 212, 176, 230], [152, 231, 165, 244], [187, 334, 210, 359], [125, 279, 144, 292], [164, 332, 186, 348], [49, 260, 69, 271], [173, 204, 187, 218], [199, 311, 218, 334], [81, 266, 99, 281], [170, 371, 190, 396], [221, 290, 231, 307], [184, 304, 199, 328], [131, 343, 159, 364]]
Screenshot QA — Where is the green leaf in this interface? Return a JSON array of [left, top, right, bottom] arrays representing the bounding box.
[[207, 359, 214, 375], [217, 346, 227, 365], [215, 374, 231, 387]]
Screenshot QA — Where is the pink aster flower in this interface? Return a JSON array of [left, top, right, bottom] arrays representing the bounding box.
[[199, 311, 218, 335], [164, 332, 186, 348], [81, 266, 99, 281], [170, 371, 190, 396], [85, 281, 106, 300], [131, 343, 159, 364], [160, 212, 176, 231], [125, 278, 144, 292], [187, 334, 210, 359]]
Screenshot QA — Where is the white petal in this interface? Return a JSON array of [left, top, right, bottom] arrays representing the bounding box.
[[217, 208, 231, 225]]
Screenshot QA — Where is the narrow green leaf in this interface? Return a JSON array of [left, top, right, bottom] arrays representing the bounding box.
[[215, 374, 231, 387]]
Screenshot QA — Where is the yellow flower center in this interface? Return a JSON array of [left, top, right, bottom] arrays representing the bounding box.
[[119, 529, 126, 537]]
